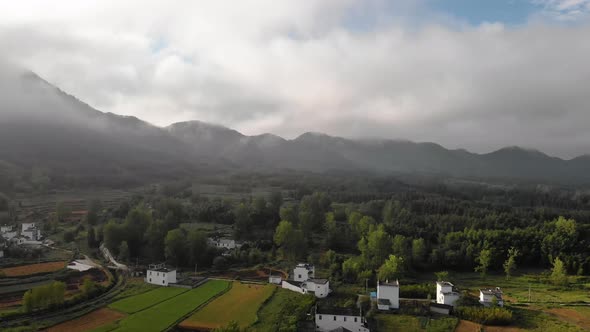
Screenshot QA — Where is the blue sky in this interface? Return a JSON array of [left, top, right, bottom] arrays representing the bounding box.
[[430, 0, 539, 25]]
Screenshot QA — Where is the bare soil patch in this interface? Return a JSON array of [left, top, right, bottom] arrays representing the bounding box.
[[545, 307, 590, 331], [1, 261, 66, 277], [44, 308, 125, 332]]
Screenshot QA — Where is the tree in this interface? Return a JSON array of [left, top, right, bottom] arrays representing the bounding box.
[[274, 221, 306, 260], [233, 203, 252, 240], [213, 321, 242, 332], [411, 238, 427, 265], [378, 255, 405, 281], [165, 229, 187, 266], [187, 229, 208, 266], [118, 241, 130, 262], [81, 277, 97, 298], [550, 257, 568, 286], [22, 290, 33, 312], [87, 227, 96, 248], [435, 271, 449, 282], [475, 249, 492, 276], [56, 202, 71, 222], [503, 247, 520, 278], [363, 225, 392, 269], [86, 199, 102, 225]]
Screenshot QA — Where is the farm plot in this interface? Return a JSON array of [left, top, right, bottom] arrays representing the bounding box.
[[109, 280, 229, 331], [180, 282, 275, 330], [45, 308, 126, 332], [0, 261, 66, 277], [109, 286, 187, 314]]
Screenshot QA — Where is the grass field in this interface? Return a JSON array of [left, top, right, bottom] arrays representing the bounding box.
[[253, 288, 316, 332], [45, 308, 126, 332], [374, 314, 457, 332], [0, 261, 67, 277], [180, 282, 275, 330], [109, 286, 187, 314], [107, 280, 230, 331], [110, 277, 159, 301]]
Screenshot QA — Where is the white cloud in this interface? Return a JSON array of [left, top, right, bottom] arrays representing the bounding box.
[[1, 1, 590, 158]]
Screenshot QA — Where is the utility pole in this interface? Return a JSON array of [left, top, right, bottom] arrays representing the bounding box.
[[528, 284, 531, 302], [365, 278, 369, 294]]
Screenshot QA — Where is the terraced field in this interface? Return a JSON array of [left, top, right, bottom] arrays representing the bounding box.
[[99, 280, 230, 332], [0, 261, 67, 277], [108, 286, 187, 314], [180, 282, 275, 330]]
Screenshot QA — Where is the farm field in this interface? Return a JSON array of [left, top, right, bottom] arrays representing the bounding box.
[[45, 308, 126, 332], [180, 282, 275, 330], [253, 288, 316, 332], [109, 286, 187, 314], [106, 280, 229, 331], [0, 261, 67, 277], [374, 314, 457, 332]]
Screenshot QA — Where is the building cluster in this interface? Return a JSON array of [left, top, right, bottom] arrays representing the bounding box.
[[281, 263, 331, 298], [1, 222, 44, 247]]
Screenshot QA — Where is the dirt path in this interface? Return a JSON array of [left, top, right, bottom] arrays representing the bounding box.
[[455, 320, 523, 332], [544, 307, 590, 331]]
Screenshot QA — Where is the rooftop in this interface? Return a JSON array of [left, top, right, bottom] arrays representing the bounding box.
[[316, 307, 361, 317], [437, 281, 454, 287], [148, 267, 176, 273], [379, 280, 399, 287], [309, 278, 329, 285], [480, 288, 503, 298], [430, 303, 453, 310], [296, 263, 314, 269]]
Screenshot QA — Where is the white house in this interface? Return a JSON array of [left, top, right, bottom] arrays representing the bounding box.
[[269, 274, 282, 285], [146, 264, 177, 286], [1, 225, 13, 233], [21, 222, 41, 241], [315, 307, 370, 332], [436, 281, 460, 307], [282, 278, 331, 298], [376, 280, 400, 310], [479, 288, 504, 307], [1, 230, 17, 240], [293, 263, 315, 282], [208, 238, 241, 250]]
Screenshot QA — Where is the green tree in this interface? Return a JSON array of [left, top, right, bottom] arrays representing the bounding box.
[[475, 249, 492, 276], [86, 199, 102, 225], [435, 271, 449, 282], [411, 238, 427, 265], [233, 203, 251, 240], [56, 202, 71, 222], [187, 229, 208, 266], [363, 225, 392, 268], [87, 227, 96, 248], [550, 257, 568, 286], [22, 290, 33, 312], [377, 254, 405, 281], [274, 221, 306, 260], [118, 241, 130, 262], [503, 247, 520, 278], [165, 229, 187, 266], [81, 277, 97, 298]]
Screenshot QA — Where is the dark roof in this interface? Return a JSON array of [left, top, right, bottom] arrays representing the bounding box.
[[430, 303, 453, 310], [329, 328, 353, 332], [378, 298, 391, 305], [149, 267, 175, 272], [437, 281, 454, 287], [317, 307, 361, 317], [284, 280, 303, 287], [480, 288, 503, 298], [309, 278, 329, 284], [379, 280, 399, 287]]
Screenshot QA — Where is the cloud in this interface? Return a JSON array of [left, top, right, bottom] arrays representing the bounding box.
[[0, 1, 590, 158], [531, 0, 590, 20]]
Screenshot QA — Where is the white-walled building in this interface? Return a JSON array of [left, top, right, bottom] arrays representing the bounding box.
[[293, 263, 315, 282], [1, 230, 17, 240], [21, 222, 41, 241], [436, 281, 460, 307], [269, 274, 282, 285], [479, 288, 504, 307], [208, 238, 242, 250], [376, 280, 400, 310], [146, 264, 177, 286], [1, 225, 13, 233], [315, 307, 370, 332]]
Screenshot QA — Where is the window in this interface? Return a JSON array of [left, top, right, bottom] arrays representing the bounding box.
[[149, 278, 152, 282], [298, 274, 302, 279], [162, 280, 165, 284], [334, 316, 336, 321], [319, 315, 322, 320], [344, 317, 347, 322], [354, 317, 358, 322]]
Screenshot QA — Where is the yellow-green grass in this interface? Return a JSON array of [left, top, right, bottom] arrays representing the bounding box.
[[180, 282, 275, 330], [252, 288, 315, 332], [111, 278, 159, 301], [109, 286, 187, 314], [374, 314, 457, 332], [107, 280, 230, 331]]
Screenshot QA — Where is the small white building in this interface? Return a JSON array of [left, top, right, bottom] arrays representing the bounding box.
[[208, 238, 241, 250], [146, 264, 177, 286], [293, 263, 315, 282], [1, 230, 17, 240], [1, 225, 13, 233], [479, 288, 504, 307], [436, 281, 460, 307], [282, 278, 331, 298], [376, 280, 400, 310], [67, 261, 94, 272], [21, 222, 41, 241], [269, 274, 282, 285], [315, 307, 370, 332]]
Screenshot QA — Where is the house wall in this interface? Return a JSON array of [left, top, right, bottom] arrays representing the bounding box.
[[441, 293, 460, 306], [377, 284, 399, 309], [436, 284, 453, 303], [309, 281, 330, 298], [269, 276, 282, 284], [146, 270, 177, 286], [293, 266, 313, 282], [315, 314, 369, 332], [430, 306, 451, 315]]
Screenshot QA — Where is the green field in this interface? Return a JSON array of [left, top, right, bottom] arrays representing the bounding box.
[[374, 315, 457, 332], [180, 282, 275, 330], [109, 286, 187, 314], [108, 280, 230, 331], [253, 288, 316, 332]]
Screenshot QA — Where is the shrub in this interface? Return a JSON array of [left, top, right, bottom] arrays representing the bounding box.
[[455, 306, 513, 326]]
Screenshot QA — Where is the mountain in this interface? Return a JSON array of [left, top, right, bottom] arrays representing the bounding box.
[[0, 68, 200, 188], [2, 68, 590, 188]]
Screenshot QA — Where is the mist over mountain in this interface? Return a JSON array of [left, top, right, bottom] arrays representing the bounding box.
[[2, 69, 590, 188]]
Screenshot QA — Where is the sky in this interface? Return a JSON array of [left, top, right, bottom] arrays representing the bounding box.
[[1, 0, 590, 158]]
